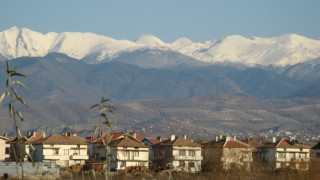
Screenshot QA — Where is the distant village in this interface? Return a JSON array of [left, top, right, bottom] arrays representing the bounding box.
[[0, 130, 320, 179]]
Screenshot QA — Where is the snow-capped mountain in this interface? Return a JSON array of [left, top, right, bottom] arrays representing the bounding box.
[[1, 26, 320, 66]]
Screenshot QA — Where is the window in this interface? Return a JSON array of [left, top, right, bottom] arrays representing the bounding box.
[[138, 162, 145, 166], [189, 162, 195, 168], [73, 149, 80, 155], [53, 149, 59, 155], [299, 153, 306, 158], [189, 150, 195, 157], [179, 161, 185, 167], [154, 150, 158, 157], [133, 151, 139, 157], [316, 152, 320, 158], [5, 147, 10, 154], [179, 150, 186, 156], [159, 150, 164, 156], [76, 160, 81, 165], [278, 152, 285, 158], [289, 153, 295, 160], [120, 161, 126, 168], [64, 149, 69, 155]]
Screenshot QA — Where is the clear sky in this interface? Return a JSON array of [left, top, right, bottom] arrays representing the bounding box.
[[1, 0, 319, 42]]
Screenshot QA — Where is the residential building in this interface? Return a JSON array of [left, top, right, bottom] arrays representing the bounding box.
[[31, 133, 88, 167], [311, 142, 320, 158], [0, 135, 10, 161], [151, 134, 202, 172], [9, 131, 45, 161], [202, 136, 253, 171], [240, 139, 263, 161], [87, 132, 144, 160], [257, 138, 310, 170], [142, 136, 166, 162], [95, 135, 149, 170]]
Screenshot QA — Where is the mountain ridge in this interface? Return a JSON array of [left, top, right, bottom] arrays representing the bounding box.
[[1, 27, 320, 67]]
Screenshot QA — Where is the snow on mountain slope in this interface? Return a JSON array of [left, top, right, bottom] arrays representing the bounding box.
[[136, 35, 167, 47], [0, 26, 141, 61], [169, 34, 320, 66], [1, 27, 320, 66]]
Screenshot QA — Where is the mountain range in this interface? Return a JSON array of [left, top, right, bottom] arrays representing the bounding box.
[[1, 27, 320, 68], [0, 27, 320, 138]]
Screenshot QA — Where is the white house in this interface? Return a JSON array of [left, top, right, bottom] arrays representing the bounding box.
[[9, 131, 45, 161], [257, 138, 310, 170], [202, 136, 253, 171], [95, 135, 149, 170], [87, 132, 145, 161], [31, 133, 88, 167], [0, 135, 10, 161], [151, 134, 202, 172]]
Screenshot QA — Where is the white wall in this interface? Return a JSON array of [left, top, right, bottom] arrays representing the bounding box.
[[32, 144, 88, 167], [0, 139, 10, 161]]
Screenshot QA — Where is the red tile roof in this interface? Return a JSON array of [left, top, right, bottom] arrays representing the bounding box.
[[87, 132, 144, 143], [203, 138, 251, 148], [260, 138, 310, 149], [110, 136, 149, 148], [153, 137, 201, 147], [32, 134, 87, 145]]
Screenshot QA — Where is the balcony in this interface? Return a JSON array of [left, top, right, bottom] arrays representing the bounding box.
[[44, 155, 60, 160], [70, 155, 89, 160], [173, 156, 203, 161]]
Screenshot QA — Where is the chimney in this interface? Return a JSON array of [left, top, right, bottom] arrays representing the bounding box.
[[28, 131, 32, 136], [215, 136, 218, 142], [219, 135, 223, 140], [32, 131, 36, 137], [41, 131, 46, 138], [73, 133, 77, 137], [170, 134, 175, 141], [272, 137, 276, 143], [183, 134, 187, 139], [132, 132, 136, 139], [100, 132, 106, 137], [233, 136, 237, 141], [226, 136, 231, 141]]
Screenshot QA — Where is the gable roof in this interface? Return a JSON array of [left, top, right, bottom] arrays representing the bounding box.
[[240, 139, 263, 148], [110, 136, 148, 148], [32, 134, 87, 145], [260, 138, 310, 149], [311, 142, 320, 149], [10, 132, 45, 143], [203, 138, 251, 148], [87, 132, 144, 143], [153, 137, 201, 147], [0, 135, 9, 141]]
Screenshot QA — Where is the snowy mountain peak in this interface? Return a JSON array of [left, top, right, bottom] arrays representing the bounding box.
[[1, 27, 320, 66], [136, 35, 166, 47]]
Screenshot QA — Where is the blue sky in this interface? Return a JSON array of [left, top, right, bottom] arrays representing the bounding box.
[[1, 0, 319, 42]]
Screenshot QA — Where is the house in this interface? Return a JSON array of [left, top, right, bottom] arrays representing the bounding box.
[[142, 136, 166, 162], [240, 139, 263, 161], [151, 134, 202, 172], [31, 133, 88, 167], [0, 135, 10, 161], [311, 142, 320, 158], [94, 135, 149, 170], [9, 131, 45, 161], [202, 136, 253, 171], [257, 138, 310, 170], [87, 132, 144, 160]]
